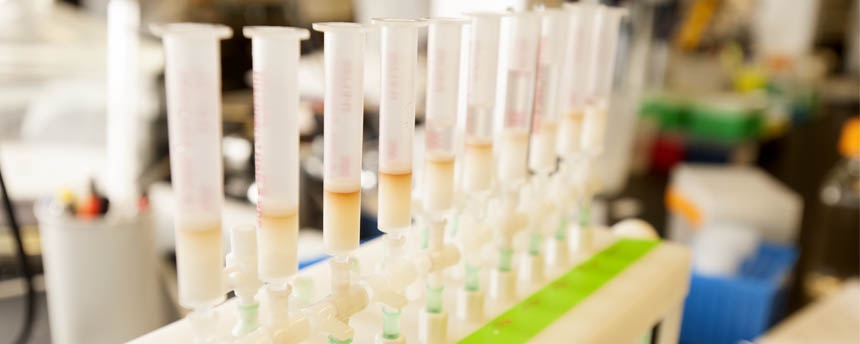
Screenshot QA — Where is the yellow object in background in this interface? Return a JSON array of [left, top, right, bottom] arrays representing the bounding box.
[[839, 117, 860, 158], [55, 187, 77, 214], [56, 188, 76, 205], [665, 187, 703, 229], [674, 0, 719, 51], [734, 66, 768, 93]]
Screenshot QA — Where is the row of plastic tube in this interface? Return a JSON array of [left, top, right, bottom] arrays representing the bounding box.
[[152, 2, 625, 343]]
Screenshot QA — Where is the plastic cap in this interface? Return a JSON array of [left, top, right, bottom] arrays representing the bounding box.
[[150, 22, 232, 38], [839, 117, 860, 157], [243, 26, 310, 39]]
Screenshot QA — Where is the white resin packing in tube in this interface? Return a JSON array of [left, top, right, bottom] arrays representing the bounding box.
[[244, 26, 310, 284], [498, 11, 540, 184], [313, 22, 366, 255], [529, 8, 567, 174], [423, 18, 467, 214], [373, 18, 422, 232], [463, 12, 506, 193], [152, 23, 232, 309]]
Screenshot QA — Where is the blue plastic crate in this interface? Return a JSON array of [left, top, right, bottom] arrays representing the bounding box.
[[680, 243, 798, 344]]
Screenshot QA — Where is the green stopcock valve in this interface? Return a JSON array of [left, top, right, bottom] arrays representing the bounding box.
[[529, 231, 542, 256], [382, 306, 401, 340], [449, 213, 459, 237], [579, 205, 590, 227], [294, 277, 313, 304], [555, 217, 568, 241], [329, 335, 353, 344], [426, 284, 444, 314], [499, 248, 514, 272], [465, 263, 480, 292], [234, 303, 260, 336]]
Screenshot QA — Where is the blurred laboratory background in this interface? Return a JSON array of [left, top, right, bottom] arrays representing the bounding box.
[[0, 0, 857, 343]]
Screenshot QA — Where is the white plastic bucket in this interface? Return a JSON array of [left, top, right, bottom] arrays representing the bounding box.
[[35, 201, 164, 344]]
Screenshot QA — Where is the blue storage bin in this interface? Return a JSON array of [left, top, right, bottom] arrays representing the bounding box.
[[680, 243, 798, 344]]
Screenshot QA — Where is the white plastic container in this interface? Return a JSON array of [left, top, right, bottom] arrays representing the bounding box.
[[753, 0, 820, 62], [666, 164, 803, 245], [36, 205, 164, 344]]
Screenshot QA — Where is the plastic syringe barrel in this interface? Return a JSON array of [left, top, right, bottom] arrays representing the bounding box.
[[559, 3, 598, 116], [244, 26, 310, 283], [464, 12, 506, 145], [246, 26, 308, 216], [502, 12, 540, 132], [151, 22, 232, 309], [498, 11, 540, 184], [313, 23, 366, 255], [425, 18, 467, 160], [581, 6, 626, 154], [529, 9, 566, 173], [592, 7, 626, 100], [556, 3, 595, 159], [373, 18, 423, 233], [375, 18, 422, 175], [423, 18, 467, 213], [462, 12, 506, 193]]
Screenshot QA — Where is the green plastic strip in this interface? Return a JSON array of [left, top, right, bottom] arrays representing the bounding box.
[[458, 239, 659, 344]]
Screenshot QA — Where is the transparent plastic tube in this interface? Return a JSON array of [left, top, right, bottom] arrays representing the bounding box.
[[312, 23, 366, 255], [151, 23, 232, 309], [463, 12, 506, 193], [244, 26, 310, 284], [556, 3, 597, 160], [423, 18, 467, 214], [588, 6, 626, 102], [498, 11, 540, 184], [529, 9, 566, 174], [582, 6, 625, 154], [373, 18, 423, 233]]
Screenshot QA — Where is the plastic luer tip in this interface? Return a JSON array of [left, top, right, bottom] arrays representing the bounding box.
[[243, 26, 310, 39]]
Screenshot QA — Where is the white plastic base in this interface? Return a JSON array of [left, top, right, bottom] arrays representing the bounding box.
[[418, 310, 448, 344], [519, 253, 544, 283], [134, 228, 692, 344], [455, 288, 484, 322], [489, 269, 516, 302]]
